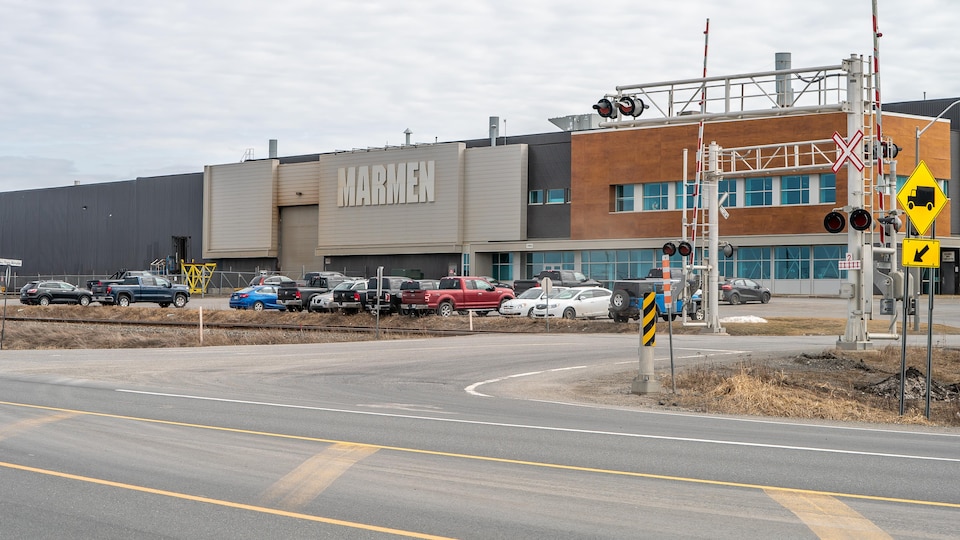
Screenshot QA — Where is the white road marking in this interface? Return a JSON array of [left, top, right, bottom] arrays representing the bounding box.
[[115, 389, 960, 462]]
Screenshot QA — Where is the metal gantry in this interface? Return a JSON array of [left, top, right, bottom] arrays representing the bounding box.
[[597, 55, 901, 346]]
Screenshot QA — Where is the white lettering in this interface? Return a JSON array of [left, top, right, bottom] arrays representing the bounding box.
[[372, 165, 386, 205], [418, 160, 435, 202], [406, 162, 419, 203], [356, 166, 371, 206], [337, 167, 356, 207], [386, 163, 406, 204], [337, 160, 436, 208]]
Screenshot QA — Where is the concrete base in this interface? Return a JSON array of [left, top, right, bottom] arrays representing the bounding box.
[[701, 327, 728, 335], [631, 377, 661, 395], [835, 339, 876, 351]]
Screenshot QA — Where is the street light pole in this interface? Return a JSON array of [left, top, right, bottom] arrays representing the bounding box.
[[907, 98, 960, 417]]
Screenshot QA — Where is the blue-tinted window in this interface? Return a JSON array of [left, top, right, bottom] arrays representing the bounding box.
[[775, 246, 809, 279], [781, 175, 809, 205], [528, 190, 543, 204], [819, 173, 836, 204], [547, 189, 566, 204], [745, 177, 773, 207], [615, 185, 634, 212], [643, 183, 669, 210], [718, 179, 737, 207]]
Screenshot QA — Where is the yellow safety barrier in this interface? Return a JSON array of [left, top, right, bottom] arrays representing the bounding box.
[[181, 261, 217, 294]]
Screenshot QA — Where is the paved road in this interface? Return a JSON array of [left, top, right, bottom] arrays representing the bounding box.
[[0, 334, 957, 538]]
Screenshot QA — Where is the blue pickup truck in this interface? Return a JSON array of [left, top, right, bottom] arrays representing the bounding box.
[[608, 278, 702, 323], [106, 275, 190, 308]]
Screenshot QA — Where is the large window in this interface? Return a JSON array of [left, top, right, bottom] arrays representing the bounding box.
[[813, 245, 844, 279], [675, 181, 700, 210], [819, 173, 836, 204], [581, 249, 657, 283], [774, 246, 809, 279], [736, 247, 770, 279], [744, 177, 773, 207], [718, 178, 737, 207], [615, 185, 635, 212], [492, 252, 512, 281], [525, 251, 574, 278], [643, 182, 669, 210], [780, 175, 810, 205]]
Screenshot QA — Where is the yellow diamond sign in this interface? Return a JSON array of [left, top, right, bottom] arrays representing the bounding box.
[[897, 160, 947, 235]]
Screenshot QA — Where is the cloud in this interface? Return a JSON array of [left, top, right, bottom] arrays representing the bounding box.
[[0, 0, 956, 191]]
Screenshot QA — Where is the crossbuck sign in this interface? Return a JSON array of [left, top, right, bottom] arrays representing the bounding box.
[[831, 130, 865, 173]]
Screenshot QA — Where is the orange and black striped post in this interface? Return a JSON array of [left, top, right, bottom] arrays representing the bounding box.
[[632, 292, 660, 394]]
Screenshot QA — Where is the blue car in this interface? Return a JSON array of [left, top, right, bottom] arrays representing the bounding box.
[[229, 285, 286, 311]]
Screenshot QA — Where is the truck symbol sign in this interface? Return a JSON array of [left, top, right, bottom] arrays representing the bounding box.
[[907, 186, 936, 211]]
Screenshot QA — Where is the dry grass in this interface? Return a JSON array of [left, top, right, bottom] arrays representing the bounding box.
[[656, 346, 960, 426], [2, 304, 958, 426]]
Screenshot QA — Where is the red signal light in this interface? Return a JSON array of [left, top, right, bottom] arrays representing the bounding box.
[[592, 98, 617, 118], [616, 96, 648, 117], [849, 209, 873, 231], [823, 211, 846, 234]]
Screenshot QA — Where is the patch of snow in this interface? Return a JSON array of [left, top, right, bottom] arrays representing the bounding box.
[[719, 316, 768, 324]]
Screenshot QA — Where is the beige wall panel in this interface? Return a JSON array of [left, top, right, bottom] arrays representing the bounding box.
[[279, 205, 322, 277], [463, 144, 527, 242], [278, 161, 320, 206], [318, 143, 465, 255], [203, 160, 278, 258]]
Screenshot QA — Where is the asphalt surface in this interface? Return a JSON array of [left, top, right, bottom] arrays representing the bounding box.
[[0, 331, 957, 538]]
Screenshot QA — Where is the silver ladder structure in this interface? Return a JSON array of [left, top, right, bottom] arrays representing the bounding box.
[[596, 55, 899, 347]]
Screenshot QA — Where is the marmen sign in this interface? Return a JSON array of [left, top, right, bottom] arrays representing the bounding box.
[[337, 160, 436, 207]]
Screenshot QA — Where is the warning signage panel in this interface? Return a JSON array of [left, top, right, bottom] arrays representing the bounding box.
[[902, 238, 941, 268], [897, 161, 947, 235]]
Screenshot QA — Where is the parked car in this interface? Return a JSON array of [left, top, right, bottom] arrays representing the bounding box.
[[248, 274, 297, 288], [364, 276, 413, 314], [311, 279, 365, 312], [531, 287, 612, 319], [229, 285, 286, 311], [399, 279, 441, 315], [20, 280, 94, 306], [498, 286, 567, 317], [332, 280, 369, 314], [720, 278, 771, 305]]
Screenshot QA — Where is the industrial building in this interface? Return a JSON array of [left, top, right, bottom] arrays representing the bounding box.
[[1, 55, 956, 297]]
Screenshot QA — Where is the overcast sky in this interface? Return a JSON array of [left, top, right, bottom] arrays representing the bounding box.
[[1, 0, 957, 193]]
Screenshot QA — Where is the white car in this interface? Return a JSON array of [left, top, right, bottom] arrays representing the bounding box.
[[307, 290, 335, 312], [530, 287, 612, 319], [498, 286, 567, 317]]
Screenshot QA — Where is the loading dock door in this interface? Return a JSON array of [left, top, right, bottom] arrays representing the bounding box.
[[279, 205, 323, 279]]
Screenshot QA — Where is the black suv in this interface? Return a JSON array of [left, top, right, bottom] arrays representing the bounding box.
[[365, 276, 413, 314]]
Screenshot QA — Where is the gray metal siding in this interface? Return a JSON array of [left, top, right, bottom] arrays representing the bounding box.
[[0, 174, 203, 276]]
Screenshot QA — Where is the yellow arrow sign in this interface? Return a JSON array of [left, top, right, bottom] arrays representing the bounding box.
[[902, 238, 941, 268], [896, 161, 947, 235]]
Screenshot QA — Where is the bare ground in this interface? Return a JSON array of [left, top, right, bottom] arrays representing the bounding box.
[[2, 305, 959, 426]]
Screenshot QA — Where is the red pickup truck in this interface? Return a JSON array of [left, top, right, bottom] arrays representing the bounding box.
[[401, 276, 514, 317]]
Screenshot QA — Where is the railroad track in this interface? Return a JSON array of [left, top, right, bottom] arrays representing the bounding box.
[[0, 314, 491, 337]]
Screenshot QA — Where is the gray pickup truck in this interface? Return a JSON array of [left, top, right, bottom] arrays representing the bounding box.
[[106, 275, 190, 308]]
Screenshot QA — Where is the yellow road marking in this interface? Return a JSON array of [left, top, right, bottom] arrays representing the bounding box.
[[0, 411, 77, 440], [259, 443, 378, 510], [766, 489, 893, 539], [0, 460, 453, 539], [1, 399, 957, 510]]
